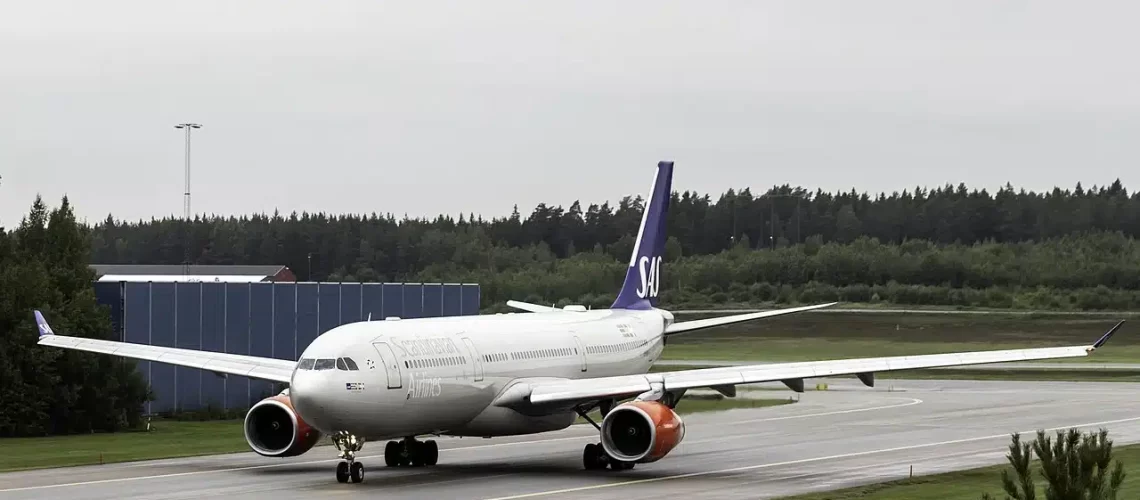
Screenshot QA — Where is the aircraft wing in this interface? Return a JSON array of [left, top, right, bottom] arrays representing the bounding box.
[[665, 302, 838, 336], [522, 320, 1125, 406], [34, 310, 295, 383]]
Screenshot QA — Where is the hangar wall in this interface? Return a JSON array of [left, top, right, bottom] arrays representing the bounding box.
[[93, 281, 481, 414]]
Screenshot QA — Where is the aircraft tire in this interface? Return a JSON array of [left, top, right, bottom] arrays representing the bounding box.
[[350, 462, 364, 483], [336, 461, 349, 483], [384, 441, 399, 467], [424, 440, 439, 466], [408, 441, 424, 467], [583, 443, 605, 470]]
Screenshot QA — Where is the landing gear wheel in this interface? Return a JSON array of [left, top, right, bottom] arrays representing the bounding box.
[[610, 460, 635, 471], [583, 443, 607, 470], [350, 462, 364, 483], [424, 440, 439, 466], [385, 441, 399, 467], [336, 461, 349, 483], [408, 441, 424, 467]]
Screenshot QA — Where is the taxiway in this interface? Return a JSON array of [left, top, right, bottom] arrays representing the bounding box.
[[2, 379, 1139, 499]]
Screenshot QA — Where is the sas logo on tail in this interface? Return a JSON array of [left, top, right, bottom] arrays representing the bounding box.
[[636, 255, 662, 299]]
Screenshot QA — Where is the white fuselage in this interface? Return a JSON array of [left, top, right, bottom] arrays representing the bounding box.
[[289, 309, 667, 440]]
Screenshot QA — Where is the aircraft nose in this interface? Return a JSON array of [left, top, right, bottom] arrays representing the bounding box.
[[289, 371, 332, 430]]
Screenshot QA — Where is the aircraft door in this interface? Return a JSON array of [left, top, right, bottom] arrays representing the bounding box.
[[573, 335, 587, 372], [461, 337, 484, 382], [371, 342, 403, 389]]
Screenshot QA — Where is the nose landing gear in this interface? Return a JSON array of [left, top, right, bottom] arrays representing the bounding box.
[[332, 431, 366, 483], [383, 436, 439, 467]]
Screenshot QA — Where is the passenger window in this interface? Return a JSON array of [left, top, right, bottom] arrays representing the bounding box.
[[336, 358, 348, 370], [298, 358, 316, 370], [314, 359, 335, 370], [344, 358, 359, 370]]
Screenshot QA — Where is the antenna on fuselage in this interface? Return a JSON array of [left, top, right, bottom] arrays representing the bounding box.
[[367, 312, 372, 321]]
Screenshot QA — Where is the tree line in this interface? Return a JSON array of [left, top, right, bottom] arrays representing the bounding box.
[[84, 180, 1140, 310]]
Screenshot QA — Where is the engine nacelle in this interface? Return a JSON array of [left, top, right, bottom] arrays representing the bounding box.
[[599, 400, 686, 463], [244, 393, 322, 457]]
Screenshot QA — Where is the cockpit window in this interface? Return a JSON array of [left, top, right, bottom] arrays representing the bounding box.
[[343, 358, 360, 371], [298, 358, 316, 370], [314, 358, 336, 370], [336, 358, 348, 370]]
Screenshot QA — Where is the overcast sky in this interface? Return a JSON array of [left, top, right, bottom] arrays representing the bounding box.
[[2, 1, 1137, 226]]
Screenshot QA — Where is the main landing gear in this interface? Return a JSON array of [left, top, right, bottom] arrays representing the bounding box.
[[582, 442, 635, 471], [383, 436, 439, 467], [575, 401, 635, 471], [332, 431, 366, 484]]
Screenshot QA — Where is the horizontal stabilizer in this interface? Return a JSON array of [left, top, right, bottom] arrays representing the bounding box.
[[506, 300, 558, 313], [665, 303, 838, 336]]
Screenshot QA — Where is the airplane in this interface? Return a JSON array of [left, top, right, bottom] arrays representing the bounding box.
[[34, 161, 1125, 485]]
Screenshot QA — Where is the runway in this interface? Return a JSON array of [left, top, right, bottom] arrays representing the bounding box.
[[3, 379, 1140, 499], [658, 360, 1140, 371]]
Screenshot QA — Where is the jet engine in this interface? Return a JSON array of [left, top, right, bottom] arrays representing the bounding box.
[[244, 393, 322, 457], [599, 400, 685, 463]]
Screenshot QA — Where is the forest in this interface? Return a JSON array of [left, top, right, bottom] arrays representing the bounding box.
[[1, 181, 1139, 436], [0, 197, 150, 437], [84, 179, 1140, 310]]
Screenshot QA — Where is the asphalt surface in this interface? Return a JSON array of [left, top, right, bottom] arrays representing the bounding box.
[[657, 360, 1140, 371], [3, 379, 1140, 500]]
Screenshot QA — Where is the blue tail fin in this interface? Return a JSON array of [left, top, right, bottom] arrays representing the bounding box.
[[612, 161, 674, 310], [34, 310, 54, 337]]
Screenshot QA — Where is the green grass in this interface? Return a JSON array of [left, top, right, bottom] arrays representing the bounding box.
[[778, 442, 1140, 499], [663, 312, 1140, 364], [0, 420, 255, 472], [1, 395, 793, 473]]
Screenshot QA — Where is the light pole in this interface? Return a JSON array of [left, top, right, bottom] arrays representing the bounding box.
[[763, 192, 807, 248], [174, 123, 202, 221]]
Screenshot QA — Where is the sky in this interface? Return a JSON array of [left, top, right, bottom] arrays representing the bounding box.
[[2, 1, 1138, 226]]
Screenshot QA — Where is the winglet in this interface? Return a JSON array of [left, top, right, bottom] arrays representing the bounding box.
[[1090, 319, 1125, 350], [34, 310, 54, 337]]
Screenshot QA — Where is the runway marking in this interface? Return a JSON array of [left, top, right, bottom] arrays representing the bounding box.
[[0, 436, 586, 494], [717, 397, 922, 425], [482, 414, 1140, 499]]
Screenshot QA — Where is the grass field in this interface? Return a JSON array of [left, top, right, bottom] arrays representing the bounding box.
[[0, 420, 252, 472], [662, 312, 1140, 364], [0, 394, 793, 473], [778, 442, 1140, 499]]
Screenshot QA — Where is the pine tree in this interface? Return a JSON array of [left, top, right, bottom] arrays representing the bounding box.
[[0, 196, 151, 436], [983, 428, 1125, 500]]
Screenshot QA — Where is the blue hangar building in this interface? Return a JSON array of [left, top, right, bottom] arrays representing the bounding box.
[[90, 264, 481, 414]]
